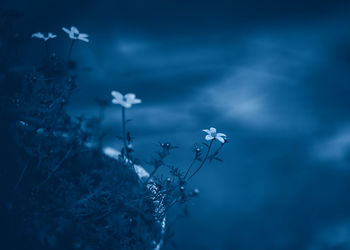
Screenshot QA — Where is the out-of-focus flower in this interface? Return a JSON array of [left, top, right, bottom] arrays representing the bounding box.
[[192, 188, 200, 196], [203, 127, 226, 143], [62, 26, 89, 42], [32, 32, 56, 41], [111, 91, 141, 108]]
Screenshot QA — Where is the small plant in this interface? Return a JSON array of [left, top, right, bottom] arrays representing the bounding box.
[[186, 127, 227, 180], [111, 91, 142, 160]]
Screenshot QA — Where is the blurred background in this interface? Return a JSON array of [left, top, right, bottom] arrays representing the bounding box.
[[3, 0, 350, 249]]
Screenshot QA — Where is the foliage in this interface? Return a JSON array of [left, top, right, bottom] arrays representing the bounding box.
[[0, 10, 226, 249]]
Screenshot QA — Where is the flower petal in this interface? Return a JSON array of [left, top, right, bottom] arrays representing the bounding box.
[[112, 99, 121, 104], [125, 93, 136, 101], [79, 33, 88, 38], [210, 127, 216, 133], [32, 32, 44, 39], [131, 98, 141, 104], [62, 27, 70, 34], [216, 133, 226, 137], [121, 102, 132, 108], [69, 33, 77, 39], [48, 33, 57, 39], [216, 136, 225, 143], [111, 91, 123, 102], [125, 94, 141, 105], [202, 129, 210, 134], [205, 135, 214, 141], [78, 36, 89, 42], [71, 26, 79, 34]]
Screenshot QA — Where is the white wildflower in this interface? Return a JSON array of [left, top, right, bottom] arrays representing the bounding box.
[[62, 26, 89, 42], [32, 32, 56, 41], [111, 91, 141, 108], [203, 127, 226, 143]]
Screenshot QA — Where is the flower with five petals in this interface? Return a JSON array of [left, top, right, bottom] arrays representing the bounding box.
[[62, 26, 89, 42], [203, 127, 226, 143], [111, 91, 142, 108]]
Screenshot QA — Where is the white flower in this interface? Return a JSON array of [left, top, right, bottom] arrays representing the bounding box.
[[111, 91, 142, 108], [62, 26, 89, 42], [32, 32, 57, 41], [203, 127, 226, 143]]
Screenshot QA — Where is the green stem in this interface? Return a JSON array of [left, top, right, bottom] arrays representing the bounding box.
[[187, 140, 213, 181]]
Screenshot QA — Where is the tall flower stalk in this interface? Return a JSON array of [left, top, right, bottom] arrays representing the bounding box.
[[32, 32, 56, 58], [111, 91, 141, 159], [184, 145, 202, 179], [121, 106, 128, 157], [186, 140, 213, 181], [62, 26, 89, 59], [67, 39, 75, 59]]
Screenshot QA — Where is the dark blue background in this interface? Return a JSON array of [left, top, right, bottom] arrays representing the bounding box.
[[4, 0, 350, 249]]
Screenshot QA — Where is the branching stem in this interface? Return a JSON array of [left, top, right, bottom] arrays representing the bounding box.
[[184, 156, 197, 179], [187, 140, 213, 181]]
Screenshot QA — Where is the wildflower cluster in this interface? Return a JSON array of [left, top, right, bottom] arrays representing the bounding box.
[[32, 25, 88, 59], [108, 86, 228, 246], [0, 19, 160, 249], [0, 13, 228, 250]]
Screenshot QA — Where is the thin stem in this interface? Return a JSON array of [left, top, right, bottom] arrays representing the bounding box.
[[14, 164, 28, 191], [67, 39, 75, 59], [121, 106, 128, 159], [44, 41, 49, 59], [212, 143, 224, 159], [187, 140, 213, 181], [184, 156, 197, 179]]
